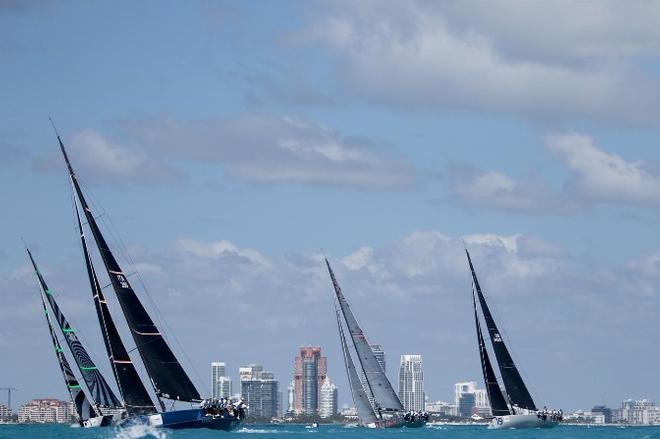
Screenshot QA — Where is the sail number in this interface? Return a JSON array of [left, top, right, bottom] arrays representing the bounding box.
[[116, 274, 129, 289]]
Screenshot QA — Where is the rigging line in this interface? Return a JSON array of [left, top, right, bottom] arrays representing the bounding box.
[[97, 201, 209, 396]]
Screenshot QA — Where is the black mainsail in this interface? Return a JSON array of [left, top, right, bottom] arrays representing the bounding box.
[[36, 275, 94, 423], [27, 248, 122, 412], [466, 249, 537, 412], [335, 305, 378, 425], [325, 259, 403, 412], [74, 202, 158, 415], [471, 281, 510, 416], [55, 127, 200, 403]]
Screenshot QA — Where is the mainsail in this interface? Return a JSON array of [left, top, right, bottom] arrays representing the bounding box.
[[471, 280, 510, 416], [27, 248, 122, 411], [74, 202, 158, 415], [55, 126, 200, 403], [466, 249, 537, 411], [325, 259, 403, 412], [335, 306, 377, 425], [36, 279, 94, 423]]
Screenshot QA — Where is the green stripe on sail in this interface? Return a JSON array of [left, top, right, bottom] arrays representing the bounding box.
[[55, 348, 64, 353], [67, 385, 81, 389], [80, 366, 97, 370], [44, 288, 52, 295], [63, 327, 74, 333]]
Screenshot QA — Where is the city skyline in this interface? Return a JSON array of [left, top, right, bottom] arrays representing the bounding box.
[[3, 1, 660, 413]]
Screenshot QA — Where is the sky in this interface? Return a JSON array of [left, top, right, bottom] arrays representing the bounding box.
[[2, 0, 660, 413]]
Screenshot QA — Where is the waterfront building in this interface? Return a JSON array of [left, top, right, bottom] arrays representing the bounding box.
[[620, 399, 657, 425], [0, 403, 11, 421], [18, 399, 72, 424], [454, 381, 477, 407], [591, 405, 612, 424], [319, 377, 338, 418], [425, 400, 455, 416], [458, 393, 476, 417], [398, 354, 425, 412], [293, 346, 327, 414], [211, 361, 232, 399], [240, 364, 279, 419]]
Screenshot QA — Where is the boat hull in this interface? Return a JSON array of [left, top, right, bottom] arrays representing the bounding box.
[[120, 409, 242, 431], [364, 417, 427, 429], [81, 415, 114, 428], [488, 414, 559, 429]]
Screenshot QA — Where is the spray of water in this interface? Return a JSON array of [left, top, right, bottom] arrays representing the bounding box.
[[111, 423, 169, 439]]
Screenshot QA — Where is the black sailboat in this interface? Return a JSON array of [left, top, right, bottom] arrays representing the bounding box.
[[27, 248, 116, 427], [465, 248, 559, 429], [325, 259, 426, 428], [52, 124, 241, 430]]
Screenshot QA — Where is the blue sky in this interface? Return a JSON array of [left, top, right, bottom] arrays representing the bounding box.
[[2, 1, 660, 412]]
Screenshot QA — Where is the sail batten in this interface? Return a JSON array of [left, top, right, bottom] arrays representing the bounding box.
[[466, 249, 537, 412], [27, 249, 122, 412], [325, 259, 403, 412], [74, 201, 158, 416], [56, 131, 200, 403]]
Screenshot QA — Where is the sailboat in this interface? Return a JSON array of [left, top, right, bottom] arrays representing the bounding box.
[[465, 248, 559, 429], [27, 248, 119, 427], [51, 124, 242, 431], [325, 259, 427, 428]]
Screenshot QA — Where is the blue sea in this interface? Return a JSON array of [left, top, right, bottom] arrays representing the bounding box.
[[1, 424, 659, 439]]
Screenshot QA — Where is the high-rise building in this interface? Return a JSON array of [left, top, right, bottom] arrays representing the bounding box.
[[398, 354, 424, 412], [18, 399, 72, 424], [454, 381, 489, 417], [319, 377, 338, 418], [458, 393, 476, 418], [240, 364, 279, 419], [454, 381, 477, 407], [286, 381, 295, 415], [212, 362, 232, 399], [293, 346, 327, 415]]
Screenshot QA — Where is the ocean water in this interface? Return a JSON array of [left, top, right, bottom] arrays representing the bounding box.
[[0, 424, 659, 439]]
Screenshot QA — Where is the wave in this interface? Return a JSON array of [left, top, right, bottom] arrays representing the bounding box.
[[112, 424, 169, 439]]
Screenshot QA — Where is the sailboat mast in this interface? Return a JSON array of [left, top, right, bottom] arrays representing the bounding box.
[[465, 249, 537, 412], [324, 258, 403, 412], [26, 248, 121, 415], [73, 199, 158, 415], [53, 123, 200, 403], [335, 301, 377, 424]]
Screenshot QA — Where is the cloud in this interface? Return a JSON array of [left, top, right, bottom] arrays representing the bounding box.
[[548, 133, 660, 207], [117, 114, 416, 190], [443, 162, 577, 214], [34, 129, 186, 186], [307, 1, 660, 125]]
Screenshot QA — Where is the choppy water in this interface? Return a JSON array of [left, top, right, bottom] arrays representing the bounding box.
[[0, 424, 659, 439]]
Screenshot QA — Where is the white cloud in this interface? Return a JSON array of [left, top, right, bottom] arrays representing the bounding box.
[[118, 114, 416, 190], [309, 1, 660, 125], [548, 133, 660, 207], [444, 163, 575, 214]]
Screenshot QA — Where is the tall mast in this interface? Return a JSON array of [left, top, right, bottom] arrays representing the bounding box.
[[53, 123, 200, 403], [73, 200, 158, 416], [469, 262, 511, 416], [325, 259, 403, 412], [26, 248, 122, 414], [465, 249, 537, 411]]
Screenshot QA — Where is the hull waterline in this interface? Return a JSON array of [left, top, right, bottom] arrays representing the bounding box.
[[488, 414, 559, 429], [119, 409, 241, 431]]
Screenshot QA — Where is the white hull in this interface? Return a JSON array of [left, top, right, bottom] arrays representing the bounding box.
[[488, 414, 559, 429]]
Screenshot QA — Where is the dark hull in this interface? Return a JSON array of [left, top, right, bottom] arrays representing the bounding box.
[[120, 409, 242, 431], [369, 417, 427, 429]]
